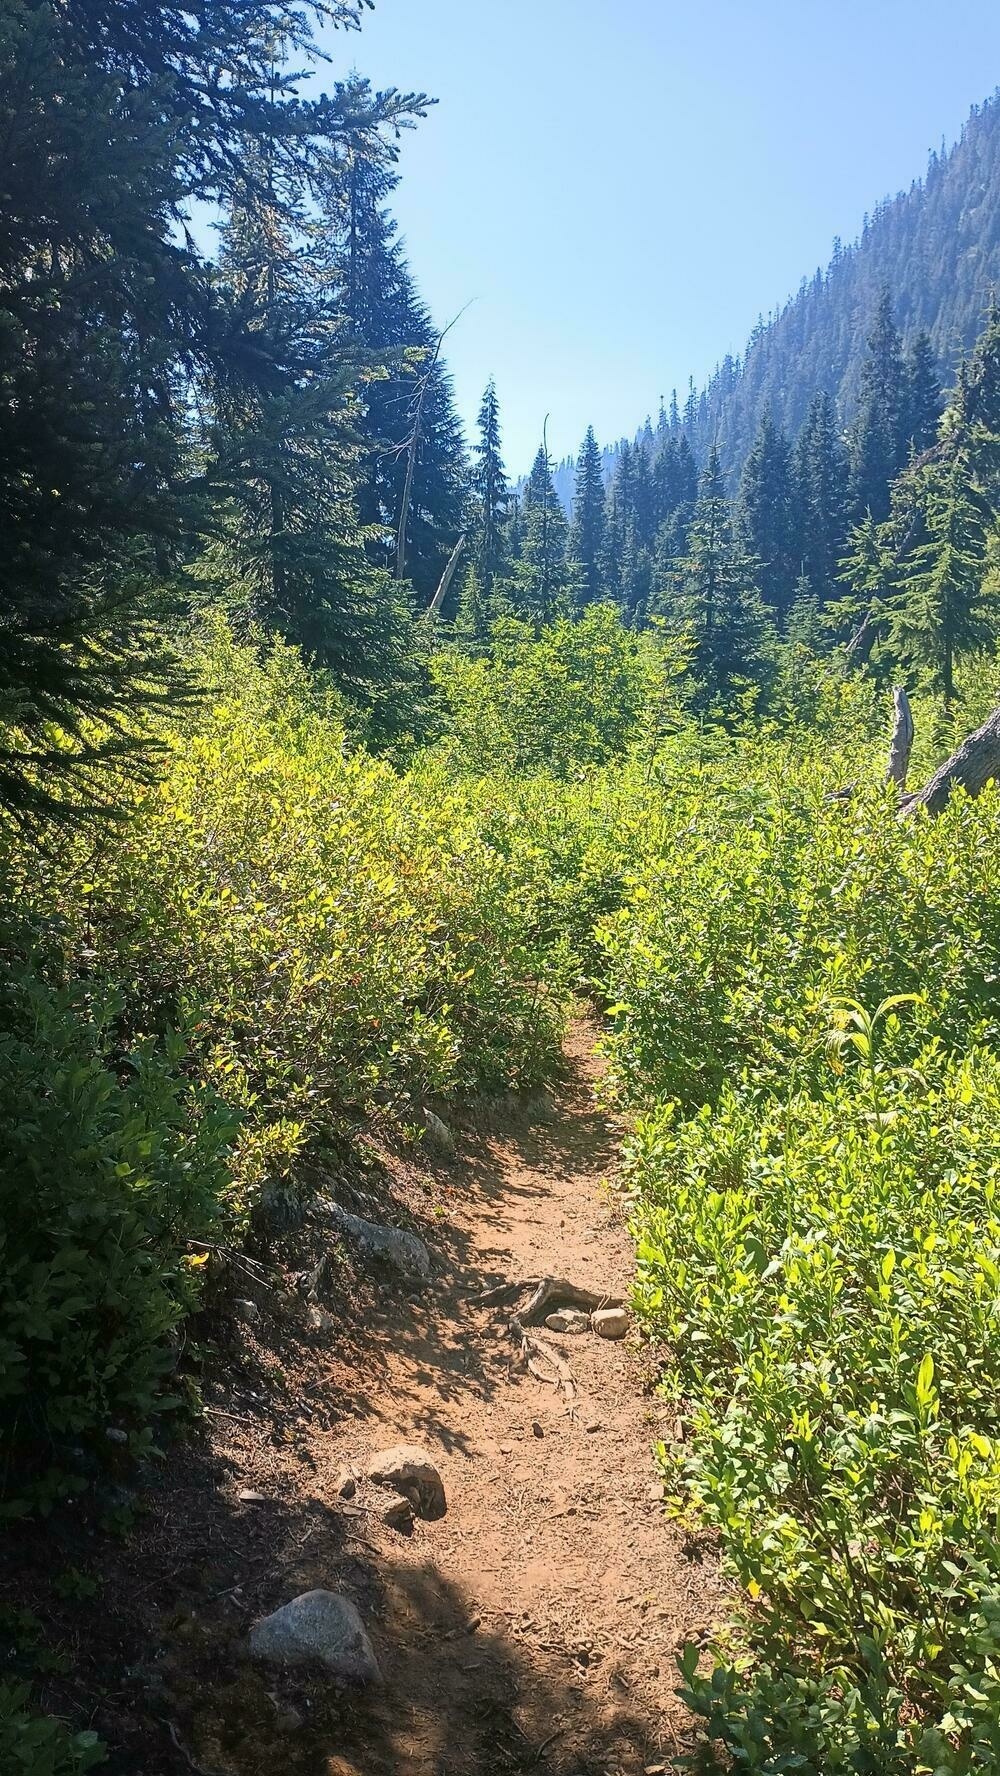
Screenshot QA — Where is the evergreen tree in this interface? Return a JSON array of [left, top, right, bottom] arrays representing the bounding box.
[[736, 410, 798, 623], [948, 298, 1000, 494], [514, 444, 570, 624], [793, 392, 849, 599], [905, 332, 942, 454], [470, 379, 510, 593], [656, 446, 770, 704], [326, 126, 468, 607], [892, 453, 995, 705], [0, 0, 428, 811], [454, 566, 492, 650], [849, 287, 909, 521], [569, 426, 607, 607]]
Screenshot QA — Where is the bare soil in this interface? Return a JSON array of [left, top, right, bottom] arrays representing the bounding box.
[[6, 1021, 721, 1775]]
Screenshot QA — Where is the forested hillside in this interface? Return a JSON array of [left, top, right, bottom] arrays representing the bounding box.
[[9, 5, 1000, 1774], [572, 90, 1000, 500]]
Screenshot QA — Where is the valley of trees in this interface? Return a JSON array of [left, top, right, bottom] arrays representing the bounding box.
[[8, 5, 1000, 1775]]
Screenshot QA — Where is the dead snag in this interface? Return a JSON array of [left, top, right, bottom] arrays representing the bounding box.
[[886, 686, 914, 789]]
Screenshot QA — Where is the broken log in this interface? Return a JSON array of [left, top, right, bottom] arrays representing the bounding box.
[[902, 700, 1000, 814]]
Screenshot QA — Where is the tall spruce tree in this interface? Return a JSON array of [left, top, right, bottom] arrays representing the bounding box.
[[849, 287, 909, 521], [326, 123, 468, 608], [569, 427, 607, 607], [657, 445, 770, 704], [471, 379, 510, 593], [0, 0, 429, 811], [513, 444, 570, 624], [736, 410, 798, 623], [906, 332, 942, 455], [793, 391, 849, 599], [892, 453, 995, 706]]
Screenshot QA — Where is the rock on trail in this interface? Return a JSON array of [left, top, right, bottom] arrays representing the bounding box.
[[249, 1590, 381, 1684]]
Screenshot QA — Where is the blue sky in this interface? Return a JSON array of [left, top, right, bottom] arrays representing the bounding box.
[[316, 0, 1000, 476]]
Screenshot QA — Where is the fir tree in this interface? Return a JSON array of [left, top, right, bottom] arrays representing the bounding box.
[[736, 410, 798, 623], [569, 426, 607, 608], [326, 129, 468, 608], [657, 446, 770, 703], [793, 391, 849, 599], [905, 331, 942, 454], [514, 444, 570, 624], [849, 287, 909, 521], [471, 379, 510, 593], [892, 453, 995, 705]]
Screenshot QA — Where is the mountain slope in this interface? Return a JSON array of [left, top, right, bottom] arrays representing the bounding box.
[[569, 91, 1000, 501]]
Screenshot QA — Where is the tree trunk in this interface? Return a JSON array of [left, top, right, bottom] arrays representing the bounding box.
[[902, 701, 1000, 814], [886, 686, 914, 788]]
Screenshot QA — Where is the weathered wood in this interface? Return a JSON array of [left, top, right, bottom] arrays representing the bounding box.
[[886, 686, 914, 789], [425, 531, 466, 619], [845, 609, 880, 663], [902, 701, 1000, 814]]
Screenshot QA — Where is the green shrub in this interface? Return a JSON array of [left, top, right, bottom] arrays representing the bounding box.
[[0, 1685, 103, 1774], [0, 960, 234, 1512], [599, 761, 1000, 1112], [630, 1022, 1000, 1770]]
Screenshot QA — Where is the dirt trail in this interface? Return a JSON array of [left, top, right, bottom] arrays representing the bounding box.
[[79, 1022, 720, 1775]]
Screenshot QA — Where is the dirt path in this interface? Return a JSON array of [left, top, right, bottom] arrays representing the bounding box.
[[50, 1022, 719, 1774]]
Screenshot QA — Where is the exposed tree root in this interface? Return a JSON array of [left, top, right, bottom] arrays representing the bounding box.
[[473, 1275, 623, 1408]]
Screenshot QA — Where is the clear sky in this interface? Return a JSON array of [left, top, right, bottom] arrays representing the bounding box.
[[316, 0, 1000, 476]]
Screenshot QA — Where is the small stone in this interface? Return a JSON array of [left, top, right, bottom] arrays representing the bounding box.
[[105, 1427, 128, 1445], [544, 1310, 589, 1334], [367, 1444, 446, 1519], [380, 1496, 414, 1533], [423, 1109, 456, 1154], [499, 1442, 514, 1455], [327, 1205, 430, 1281], [584, 1418, 602, 1434], [334, 1469, 356, 1500], [238, 1489, 271, 1504], [275, 1706, 304, 1733], [592, 1306, 629, 1340], [531, 1421, 544, 1438], [234, 1298, 262, 1327], [306, 1304, 336, 1333], [249, 1591, 381, 1684]]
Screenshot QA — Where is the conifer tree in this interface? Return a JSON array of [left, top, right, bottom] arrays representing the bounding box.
[[736, 410, 798, 623], [793, 392, 849, 599], [569, 427, 607, 607], [657, 445, 770, 703], [949, 298, 1000, 493], [325, 125, 468, 607], [0, 0, 429, 810], [849, 287, 909, 520], [905, 332, 942, 455], [471, 379, 510, 593], [892, 453, 995, 705], [514, 444, 570, 624]]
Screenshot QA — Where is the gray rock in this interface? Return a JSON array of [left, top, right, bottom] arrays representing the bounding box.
[[367, 1443, 446, 1520], [327, 1205, 430, 1280], [380, 1496, 414, 1533], [545, 1309, 590, 1334], [423, 1109, 455, 1154], [334, 1468, 356, 1500], [306, 1304, 335, 1333], [249, 1591, 380, 1685], [234, 1298, 262, 1327], [592, 1306, 629, 1340]]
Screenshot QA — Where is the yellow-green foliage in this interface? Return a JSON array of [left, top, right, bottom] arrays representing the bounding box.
[[600, 742, 1000, 1770], [429, 604, 689, 777]]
